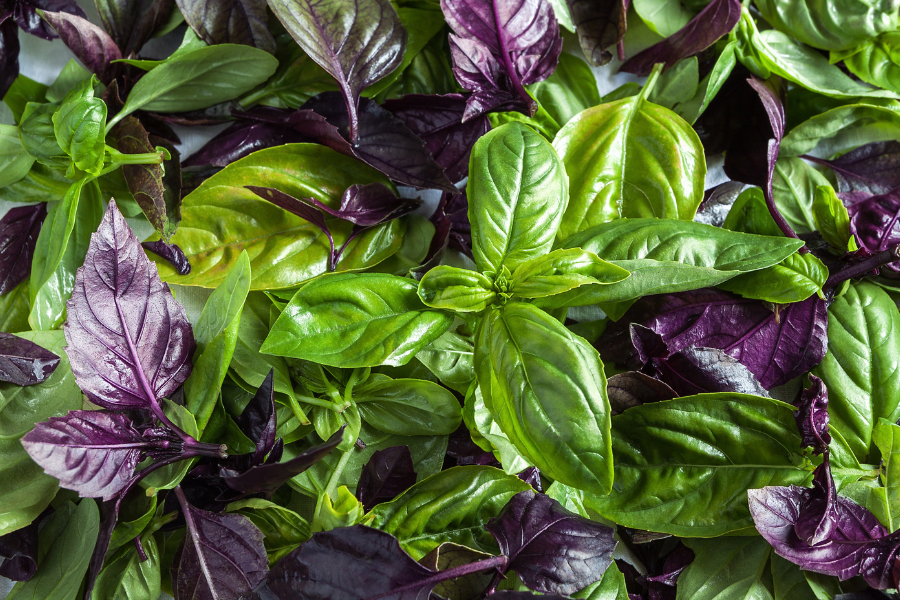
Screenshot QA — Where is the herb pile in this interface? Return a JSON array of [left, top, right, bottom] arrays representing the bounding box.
[[2, 0, 900, 598]]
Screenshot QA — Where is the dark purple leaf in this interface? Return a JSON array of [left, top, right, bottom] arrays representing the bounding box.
[[620, 0, 741, 76], [222, 427, 344, 497], [303, 93, 456, 192], [427, 188, 472, 263], [382, 93, 490, 183], [486, 490, 617, 595], [805, 142, 900, 197], [794, 374, 831, 455], [267, 0, 406, 143], [15, 0, 85, 41], [517, 466, 542, 492], [237, 369, 278, 464], [0, 14, 20, 99], [330, 183, 416, 226], [652, 346, 771, 397], [645, 545, 694, 592], [565, 0, 627, 67], [235, 107, 353, 154], [441, 0, 562, 118], [181, 121, 308, 168], [794, 458, 838, 546], [172, 486, 268, 600], [418, 542, 495, 600], [356, 446, 417, 511], [0, 203, 46, 295], [445, 424, 500, 467], [847, 188, 900, 276], [0, 518, 38, 581], [63, 200, 195, 411], [20, 410, 174, 500], [93, 0, 175, 58], [147, 101, 238, 127], [176, 0, 275, 53], [142, 240, 192, 275], [606, 371, 678, 415], [0, 332, 59, 385], [39, 9, 121, 83], [598, 288, 829, 389]]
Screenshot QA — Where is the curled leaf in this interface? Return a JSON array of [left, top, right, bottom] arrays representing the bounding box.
[[0, 203, 47, 295]]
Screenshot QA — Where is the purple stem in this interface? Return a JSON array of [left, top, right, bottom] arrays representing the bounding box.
[[367, 555, 508, 600], [134, 536, 148, 562], [824, 245, 900, 289]]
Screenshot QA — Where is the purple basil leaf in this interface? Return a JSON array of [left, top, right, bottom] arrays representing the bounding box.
[[446, 424, 500, 467], [172, 487, 268, 600], [629, 323, 670, 367], [356, 445, 417, 512], [652, 346, 771, 397], [303, 93, 456, 192], [0, 203, 46, 295], [518, 466, 542, 492], [620, 0, 741, 76], [84, 500, 119, 600], [427, 188, 472, 262], [486, 490, 617, 595], [142, 240, 192, 275], [806, 141, 900, 197], [606, 371, 678, 415], [599, 288, 829, 389], [222, 427, 344, 497], [382, 93, 490, 183], [181, 121, 308, 168], [267, 0, 406, 143], [20, 410, 160, 500], [329, 183, 417, 226], [15, 0, 84, 40], [0, 518, 38, 581], [0, 332, 59, 385], [63, 200, 195, 410], [237, 369, 278, 464], [847, 188, 900, 276], [646, 545, 694, 591], [39, 9, 121, 83], [565, 0, 627, 67], [237, 107, 355, 154], [0, 14, 20, 99], [441, 0, 562, 117], [794, 374, 831, 455], [794, 459, 838, 546], [93, 0, 174, 58], [176, 0, 275, 53]]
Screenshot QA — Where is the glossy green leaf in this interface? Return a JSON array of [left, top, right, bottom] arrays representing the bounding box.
[[0, 124, 35, 187], [417, 266, 496, 312], [780, 103, 900, 158], [574, 562, 629, 600], [354, 377, 461, 436], [228, 498, 309, 564], [91, 534, 160, 600], [840, 32, 900, 94], [1, 163, 71, 204], [771, 554, 819, 600], [367, 465, 532, 559], [315, 485, 365, 532], [29, 178, 103, 330], [509, 248, 630, 299], [468, 122, 569, 273], [476, 303, 613, 494], [463, 383, 532, 474], [813, 184, 856, 251], [633, 0, 693, 36], [243, 34, 338, 109], [553, 73, 706, 240], [676, 537, 772, 600], [4, 75, 48, 123], [45, 59, 91, 103], [52, 76, 107, 176], [108, 496, 157, 554], [414, 328, 475, 395], [487, 104, 560, 142], [0, 281, 31, 333], [718, 250, 827, 303], [772, 156, 832, 234], [754, 0, 898, 51], [526, 53, 601, 127], [18, 103, 69, 170], [647, 57, 700, 111], [150, 144, 394, 289], [184, 251, 251, 432], [671, 42, 738, 124], [873, 418, 900, 531], [591, 393, 812, 536], [814, 281, 900, 462], [262, 272, 452, 368]]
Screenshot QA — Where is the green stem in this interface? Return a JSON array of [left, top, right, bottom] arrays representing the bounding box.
[[639, 63, 664, 100], [238, 88, 271, 108], [106, 148, 166, 166], [298, 394, 349, 413], [287, 395, 311, 425], [312, 449, 353, 530], [318, 364, 345, 406], [343, 369, 363, 405]]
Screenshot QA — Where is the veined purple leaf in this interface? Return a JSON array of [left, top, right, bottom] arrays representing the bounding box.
[[39, 9, 121, 83], [0, 332, 59, 385], [599, 288, 828, 389], [441, 0, 562, 118], [805, 141, 900, 197], [517, 466, 542, 492], [20, 410, 169, 500], [332, 183, 417, 226], [15, 0, 84, 41], [233, 107, 353, 155], [0, 202, 46, 295], [486, 490, 617, 594], [63, 200, 195, 411], [794, 374, 831, 455], [356, 446, 417, 511], [652, 346, 771, 397], [267, 0, 406, 143], [606, 371, 677, 415], [427, 188, 472, 263], [0, 518, 38, 581], [0, 14, 20, 99], [847, 188, 900, 276], [236, 369, 278, 464], [180, 121, 308, 168], [382, 93, 490, 183], [646, 544, 694, 594], [93, 0, 174, 58], [303, 93, 456, 192], [565, 0, 627, 67], [142, 240, 192, 276], [172, 486, 268, 600], [176, 0, 275, 53], [620, 0, 741, 76], [794, 459, 838, 546]]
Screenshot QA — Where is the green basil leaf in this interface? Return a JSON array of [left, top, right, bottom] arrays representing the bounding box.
[[672, 41, 737, 125], [840, 32, 900, 94], [591, 393, 812, 536], [4, 75, 48, 123], [7, 499, 99, 600], [526, 53, 601, 127], [29, 178, 103, 330], [370, 215, 435, 275], [242, 34, 338, 109], [780, 103, 900, 158], [487, 103, 561, 142], [108, 496, 157, 554], [227, 498, 310, 565], [633, 0, 692, 36], [263, 273, 452, 368], [718, 250, 827, 304], [150, 144, 394, 289], [184, 250, 251, 433], [18, 103, 69, 169], [463, 383, 532, 474], [354, 378, 462, 436], [111, 44, 278, 125], [468, 122, 568, 273], [52, 76, 107, 176], [647, 57, 700, 111], [91, 534, 160, 600], [334, 219, 405, 273], [367, 465, 532, 559], [814, 281, 900, 462], [45, 59, 91, 103], [509, 248, 630, 299], [553, 73, 706, 241], [417, 266, 496, 312], [0, 280, 31, 333], [772, 156, 832, 234], [813, 184, 857, 251], [872, 418, 900, 531], [754, 0, 898, 51], [414, 328, 475, 395], [574, 562, 629, 600], [771, 554, 819, 600], [475, 303, 613, 494], [1, 163, 71, 204], [0, 124, 35, 187], [676, 537, 772, 600]]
